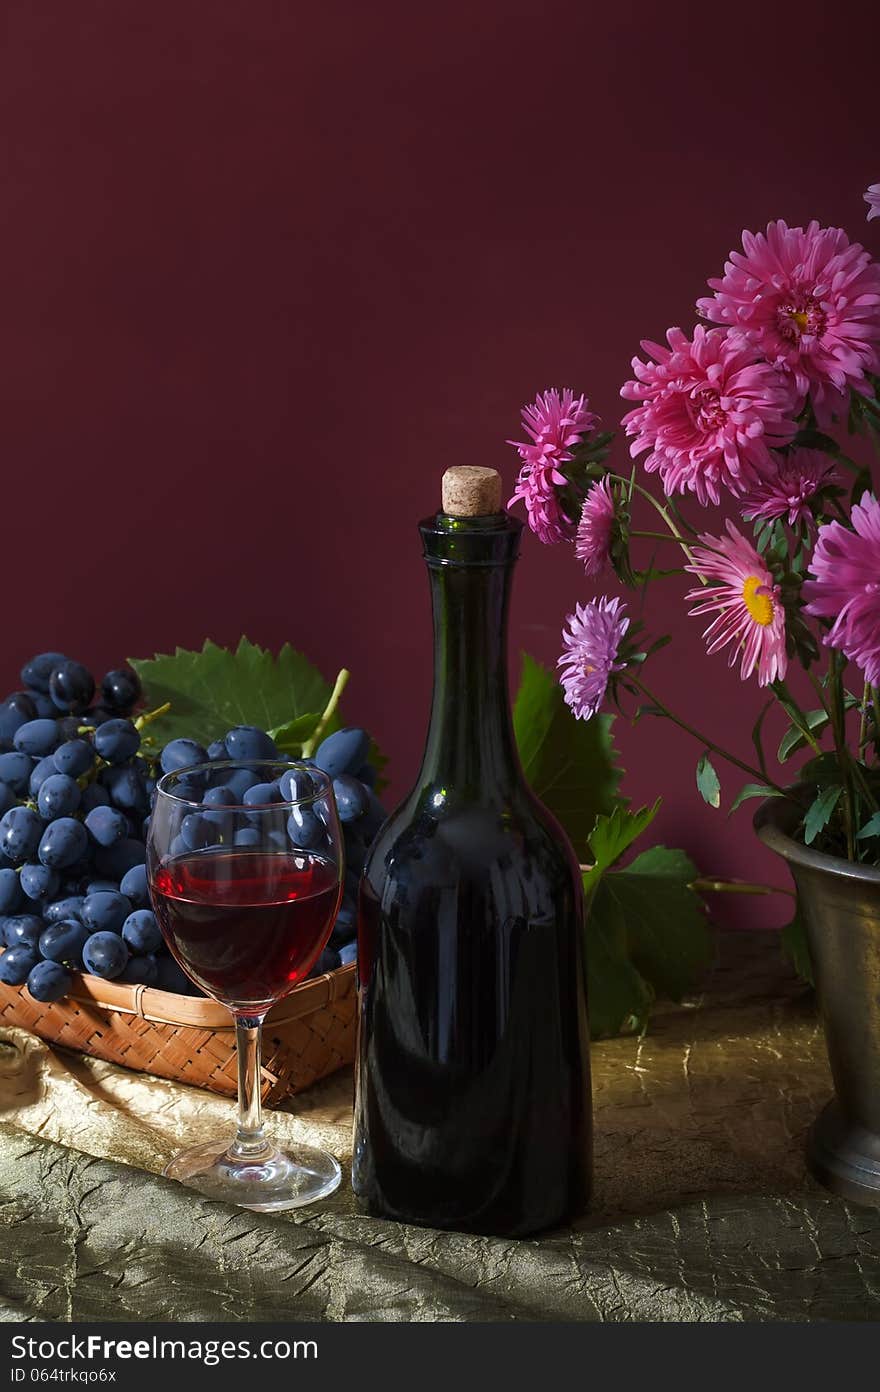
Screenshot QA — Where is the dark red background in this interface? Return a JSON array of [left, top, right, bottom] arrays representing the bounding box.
[[2, 1, 877, 923]]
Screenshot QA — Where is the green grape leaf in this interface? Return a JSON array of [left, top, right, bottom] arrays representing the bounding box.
[[696, 753, 721, 808], [513, 652, 621, 849], [129, 638, 334, 749], [584, 889, 655, 1038], [268, 712, 326, 754], [583, 801, 661, 891], [781, 904, 813, 986]]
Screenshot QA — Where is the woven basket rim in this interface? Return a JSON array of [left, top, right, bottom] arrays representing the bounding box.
[[62, 963, 356, 1032]]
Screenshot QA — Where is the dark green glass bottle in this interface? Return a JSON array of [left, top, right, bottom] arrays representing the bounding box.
[[353, 468, 592, 1236]]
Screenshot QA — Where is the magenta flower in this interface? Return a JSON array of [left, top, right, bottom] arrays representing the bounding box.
[[803, 492, 880, 685], [698, 220, 880, 416], [558, 595, 629, 720], [575, 477, 616, 576], [620, 326, 798, 506], [740, 448, 839, 528], [865, 184, 880, 223], [508, 388, 599, 544], [685, 521, 788, 686]]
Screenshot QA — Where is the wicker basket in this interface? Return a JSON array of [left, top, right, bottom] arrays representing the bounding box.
[[0, 964, 357, 1106]]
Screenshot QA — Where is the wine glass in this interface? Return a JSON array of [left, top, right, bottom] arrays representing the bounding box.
[[147, 759, 344, 1211]]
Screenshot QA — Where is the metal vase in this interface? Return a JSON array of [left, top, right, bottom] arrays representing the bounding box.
[[755, 797, 880, 1206]]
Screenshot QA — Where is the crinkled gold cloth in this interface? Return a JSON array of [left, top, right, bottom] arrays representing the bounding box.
[[1, 933, 879, 1322]]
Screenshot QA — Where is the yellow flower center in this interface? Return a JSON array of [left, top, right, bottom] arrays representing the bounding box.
[[743, 575, 774, 626], [791, 310, 810, 333]]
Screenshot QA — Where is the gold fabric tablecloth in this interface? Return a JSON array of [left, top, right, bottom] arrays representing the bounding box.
[[1, 933, 879, 1322]]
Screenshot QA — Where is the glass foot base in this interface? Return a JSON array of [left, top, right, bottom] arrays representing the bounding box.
[[163, 1138, 342, 1212]]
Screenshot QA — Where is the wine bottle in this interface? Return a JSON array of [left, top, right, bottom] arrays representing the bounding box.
[[353, 466, 592, 1235]]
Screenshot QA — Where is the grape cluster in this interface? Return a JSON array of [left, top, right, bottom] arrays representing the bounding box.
[[0, 652, 382, 1005]]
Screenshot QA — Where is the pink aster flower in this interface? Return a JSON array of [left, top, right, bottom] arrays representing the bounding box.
[[508, 388, 599, 544], [685, 521, 788, 686], [740, 448, 839, 528], [558, 595, 629, 720], [803, 492, 880, 685], [697, 220, 880, 416], [865, 184, 880, 222], [620, 325, 798, 506], [575, 477, 616, 576]]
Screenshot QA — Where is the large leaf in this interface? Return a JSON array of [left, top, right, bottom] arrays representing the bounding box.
[[582, 807, 712, 1038], [601, 846, 712, 1003], [513, 653, 621, 849], [129, 638, 333, 749]]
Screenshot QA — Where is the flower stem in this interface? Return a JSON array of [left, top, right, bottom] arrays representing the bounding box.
[[690, 877, 796, 899], [607, 474, 698, 566], [631, 677, 790, 797]]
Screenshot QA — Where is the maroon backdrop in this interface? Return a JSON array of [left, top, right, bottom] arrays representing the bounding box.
[[2, 1, 877, 924]]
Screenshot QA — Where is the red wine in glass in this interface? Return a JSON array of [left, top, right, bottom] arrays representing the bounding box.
[[151, 849, 339, 1011]]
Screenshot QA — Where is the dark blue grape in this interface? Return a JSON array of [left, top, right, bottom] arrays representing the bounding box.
[[13, 719, 60, 757], [155, 956, 191, 993], [206, 739, 228, 760], [344, 866, 360, 901], [101, 764, 148, 813], [0, 752, 35, 794], [101, 668, 142, 714], [37, 773, 81, 820], [314, 727, 370, 779], [233, 826, 260, 848], [313, 947, 341, 975], [122, 910, 161, 955], [160, 739, 209, 775], [343, 830, 367, 873], [0, 868, 23, 915], [287, 806, 323, 849], [38, 818, 88, 870], [21, 653, 67, 694], [0, 807, 43, 863], [3, 915, 43, 948], [94, 838, 145, 879], [363, 790, 387, 839], [82, 931, 129, 978], [53, 739, 95, 778], [203, 785, 238, 808], [83, 879, 117, 895], [243, 781, 281, 806], [84, 706, 115, 727], [94, 719, 140, 765], [84, 805, 127, 847], [332, 774, 367, 824], [0, 944, 40, 985], [119, 954, 158, 985], [20, 863, 60, 902], [26, 959, 72, 1001], [224, 727, 278, 761], [80, 783, 110, 813], [356, 762, 377, 789], [0, 783, 17, 818], [28, 756, 58, 798], [119, 863, 149, 909], [49, 661, 95, 715], [330, 896, 356, 946], [338, 941, 357, 966], [220, 767, 260, 802], [0, 692, 38, 743], [165, 779, 202, 803], [180, 813, 217, 851], [44, 895, 85, 925], [278, 767, 317, 801], [39, 919, 90, 966], [30, 693, 58, 719], [81, 891, 131, 934]]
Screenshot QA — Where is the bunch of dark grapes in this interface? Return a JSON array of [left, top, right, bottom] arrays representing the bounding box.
[[0, 652, 383, 1005]]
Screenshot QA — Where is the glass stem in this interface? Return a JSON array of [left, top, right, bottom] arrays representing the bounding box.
[[230, 1014, 271, 1160]]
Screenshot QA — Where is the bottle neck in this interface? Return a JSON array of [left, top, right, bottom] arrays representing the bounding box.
[[417, 513, 522, 797]]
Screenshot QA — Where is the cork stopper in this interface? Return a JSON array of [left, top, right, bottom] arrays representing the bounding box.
[[441, 466, 503, 517]]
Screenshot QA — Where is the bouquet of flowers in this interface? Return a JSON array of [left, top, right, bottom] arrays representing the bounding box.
[[509, 186, 880, 867]]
